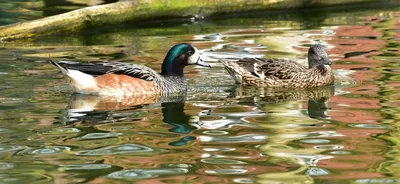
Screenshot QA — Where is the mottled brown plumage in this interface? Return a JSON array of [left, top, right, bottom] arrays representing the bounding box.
[[219, 44, 335, 88]]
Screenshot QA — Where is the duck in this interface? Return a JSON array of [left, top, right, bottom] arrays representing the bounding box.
[[219, 44, 334, 88], [50, 43, 211, 96]]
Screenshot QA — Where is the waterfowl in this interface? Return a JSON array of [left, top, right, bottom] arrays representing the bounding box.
[[51, 43, 211, 96], [219, 44, 334, 88]]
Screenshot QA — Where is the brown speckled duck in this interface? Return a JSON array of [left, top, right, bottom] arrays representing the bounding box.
[[219, 44, 334, 88]]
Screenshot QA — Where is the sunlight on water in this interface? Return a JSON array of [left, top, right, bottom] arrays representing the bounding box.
[[0, 2, 398, 184]]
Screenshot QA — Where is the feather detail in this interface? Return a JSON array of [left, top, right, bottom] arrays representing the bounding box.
[[57, 61, 159, 81], [219, 58, 334, 88]]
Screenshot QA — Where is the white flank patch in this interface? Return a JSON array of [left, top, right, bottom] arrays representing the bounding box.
[[66, 70, 97, 94]]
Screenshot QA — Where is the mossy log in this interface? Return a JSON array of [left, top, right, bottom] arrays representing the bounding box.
[[0, 0, 390, 41]]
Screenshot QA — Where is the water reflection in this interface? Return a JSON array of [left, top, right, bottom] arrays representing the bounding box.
[[62, 93, 199, 146], [60, 93, 185, 125], [162, 102, 196, 134], [229, 85, 334, 119]]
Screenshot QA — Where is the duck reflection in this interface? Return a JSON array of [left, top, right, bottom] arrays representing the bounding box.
[[228, 85, 335, 119], [60, 93, 185, 125], [60, 93, 198, 146], [308, 98, 329, 119], [161, 102, 197, 146]]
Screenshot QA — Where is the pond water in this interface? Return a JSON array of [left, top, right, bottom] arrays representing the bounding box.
[[0, 2, 399, 184]]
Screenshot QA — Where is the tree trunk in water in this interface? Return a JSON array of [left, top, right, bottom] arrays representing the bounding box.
[[0, 0, 390, 41]]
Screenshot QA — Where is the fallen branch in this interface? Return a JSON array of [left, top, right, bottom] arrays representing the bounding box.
[[0, 0, 390, 41]]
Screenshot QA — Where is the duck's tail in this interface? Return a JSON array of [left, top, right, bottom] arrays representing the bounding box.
[[50, 60, 68, 75], [50, 60, 97, 94]]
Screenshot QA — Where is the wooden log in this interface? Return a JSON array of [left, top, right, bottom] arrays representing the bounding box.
[[0, 0, 390, 41]]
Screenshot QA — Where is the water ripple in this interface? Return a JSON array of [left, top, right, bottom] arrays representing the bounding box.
[[0, 173, 51, 183], [59, 164, 113, 171], [204, 168, 248, 175], [76, 144, 154, 156], [349, 124, 389, 129], [282, 131, 343, 139], [17, 146, 70, 155], [274, 153, 334, 166], [193, 119, 249, 129], [199, 134, 267, 143], [328, 150, 352, 155], [300, 139, 331, 144], [76, 132, 122, 140], [306, 167, 330, 176], [41, 128, 80, 135], [233, 178, 255, 183], [107, 168, 189, 180], [0, 162, 13, 170], [0, 128, 11, 133], [0, 145, 26, 153], [201, 158, 247, 164], [203, 130, 229, 135], [314, 145, 344, 150], [203, 147, 236, 152]]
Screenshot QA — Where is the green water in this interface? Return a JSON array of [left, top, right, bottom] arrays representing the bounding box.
[[0, 2, 399, 184]]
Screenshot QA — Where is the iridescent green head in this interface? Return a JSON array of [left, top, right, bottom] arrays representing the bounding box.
[[161, 43, 211, 76]]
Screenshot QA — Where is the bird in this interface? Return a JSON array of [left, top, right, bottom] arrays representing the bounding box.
[[50, 43, 211, 96], [219, 44, 334, 88]]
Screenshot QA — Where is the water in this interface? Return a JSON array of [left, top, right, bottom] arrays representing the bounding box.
[[0, 2, 399, 183]]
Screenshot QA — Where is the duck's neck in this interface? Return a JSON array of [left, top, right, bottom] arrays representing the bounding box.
[[157, 76, 187, 94], [315, 64, 332, 76], [161, 51, 186, 77]]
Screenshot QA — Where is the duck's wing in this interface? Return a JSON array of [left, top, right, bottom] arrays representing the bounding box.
[[239, 58, 306, 80], [55, 61, 159, 81]]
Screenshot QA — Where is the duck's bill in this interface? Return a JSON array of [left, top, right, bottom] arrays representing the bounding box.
[[323, 56, 332, 65], [196, 57, 211, 68]]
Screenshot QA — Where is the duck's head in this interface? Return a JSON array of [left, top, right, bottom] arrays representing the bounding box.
[[307, 44, 332, 69], [161, 43, 211, 76]]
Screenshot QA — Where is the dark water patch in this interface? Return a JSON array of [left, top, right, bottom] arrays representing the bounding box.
[[377, 52, 398, 57], [350, 67, 370, 70], [338, 36, 378, 40], [387, 42, 399, 47], [344, 50, 376, 58]]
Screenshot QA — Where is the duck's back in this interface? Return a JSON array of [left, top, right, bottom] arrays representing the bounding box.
[[52, 61, 166, 96], [219, 58, 334, 88]]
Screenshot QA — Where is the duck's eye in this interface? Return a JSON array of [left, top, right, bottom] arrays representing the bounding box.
[[188, 50, 195, 56]]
